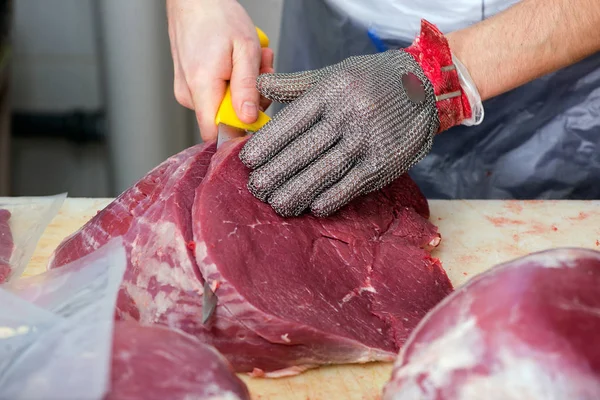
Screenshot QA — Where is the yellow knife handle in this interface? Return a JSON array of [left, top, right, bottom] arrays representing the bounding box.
[[255, 27, 269, 48], [215, 27, 271, 132]]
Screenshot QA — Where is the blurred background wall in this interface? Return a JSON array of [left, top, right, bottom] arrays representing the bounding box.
[[5, 0, 283, 197]]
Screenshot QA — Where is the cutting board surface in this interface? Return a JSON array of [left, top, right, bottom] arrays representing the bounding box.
[[8, 197, 600, 399]]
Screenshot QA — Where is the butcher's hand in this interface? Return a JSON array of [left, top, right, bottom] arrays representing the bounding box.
[[166, 0, 274, 141], [240, 20, 483, 217]]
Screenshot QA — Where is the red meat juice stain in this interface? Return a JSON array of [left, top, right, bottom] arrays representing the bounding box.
[[569, 212, 589, 221], [186, 241, 196, 256], [486, 216, 525, 227], [504, 201, 524, 214], [522, 221, 552, 235]]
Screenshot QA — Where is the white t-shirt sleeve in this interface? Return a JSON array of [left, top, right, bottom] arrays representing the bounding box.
[[323, 0, 520, 42]]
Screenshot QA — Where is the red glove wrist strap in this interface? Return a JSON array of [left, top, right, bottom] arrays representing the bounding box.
[[404, 20, 473, 133]]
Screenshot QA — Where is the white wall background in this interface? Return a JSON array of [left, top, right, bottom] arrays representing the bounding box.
[[10, 0, 283, 197]]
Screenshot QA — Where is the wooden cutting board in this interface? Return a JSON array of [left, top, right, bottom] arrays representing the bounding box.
[[10, 197, 600, 399]]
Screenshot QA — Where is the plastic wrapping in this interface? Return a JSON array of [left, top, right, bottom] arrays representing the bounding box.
[[0, 238, 127, 400], [452, 54, 484, 126], [0, 193, 67, 283]]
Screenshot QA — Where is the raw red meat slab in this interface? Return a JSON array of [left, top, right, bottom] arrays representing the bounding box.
[[108, 321, 250, 400], [48, 137, 452, 377], [0, 209, 14, 283], [383, 248, 600, 399], [192, 139, 452, 376]]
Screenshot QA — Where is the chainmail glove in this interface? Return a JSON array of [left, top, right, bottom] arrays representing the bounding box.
[[240, 20, 483, 217]]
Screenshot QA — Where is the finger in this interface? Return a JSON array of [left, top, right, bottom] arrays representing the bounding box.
[[230, 37, 261, 124], [310, 163, 377, 217], [191, 77, 226, 142], [174, 73, 194, 110], [247, 120, 342, 201], [239, 92, 323, 169], [257, 68, 326, 103], [260, 48, 274, 74], [267, 145, 355, 217], [259, 48, 275, 111]]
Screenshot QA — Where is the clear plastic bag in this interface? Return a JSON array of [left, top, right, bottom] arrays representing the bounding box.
[[0, 238, 127, 400], [0, 193, 67, 283]]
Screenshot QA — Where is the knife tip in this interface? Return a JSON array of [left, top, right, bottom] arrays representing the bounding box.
[[202, 281, 218, 325]]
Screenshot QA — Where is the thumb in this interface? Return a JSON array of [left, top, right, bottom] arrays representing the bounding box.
[[257, 67, 324, 104], [230, 38, 261, 124]]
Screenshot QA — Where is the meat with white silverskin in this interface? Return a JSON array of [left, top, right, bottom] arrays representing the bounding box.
[[383, 247, 600, 400]]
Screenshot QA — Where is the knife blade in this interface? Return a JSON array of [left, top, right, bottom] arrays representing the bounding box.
[[215, 85, 271, 149], [215, 86, 258, 149], [202, 280, 218, 325], [202, 27, 272, 324], [217, 122, 246, 149]]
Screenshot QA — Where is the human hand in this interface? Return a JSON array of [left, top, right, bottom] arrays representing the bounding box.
[[167, 0, 274, 141], [240, 20, 480, 217]]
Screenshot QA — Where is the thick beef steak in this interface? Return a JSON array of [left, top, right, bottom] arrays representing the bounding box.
[[192, 139, 452, 376]]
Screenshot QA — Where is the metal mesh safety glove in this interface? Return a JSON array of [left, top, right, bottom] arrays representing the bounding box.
[[239, 20, 483, 217]]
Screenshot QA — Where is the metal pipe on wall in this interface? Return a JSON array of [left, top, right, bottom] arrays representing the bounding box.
[[96, 0, 190, 195]]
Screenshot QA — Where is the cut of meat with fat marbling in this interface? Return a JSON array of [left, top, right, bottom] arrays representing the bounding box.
[[46, 142, 310, 374], [0, 209, 14, 283], [48, 138, 452, 376], [108, 321, 250, 400], [383, 248, 600, 400], [48, 142, 216, 328], [192, 139, 452, 376], [45, 141, 320, 374]]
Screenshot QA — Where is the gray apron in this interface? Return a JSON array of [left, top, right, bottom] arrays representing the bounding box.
[[273, 0, 600, 199]]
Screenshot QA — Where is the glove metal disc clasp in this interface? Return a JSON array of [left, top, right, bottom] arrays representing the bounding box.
[[401, 72, 426, 104]]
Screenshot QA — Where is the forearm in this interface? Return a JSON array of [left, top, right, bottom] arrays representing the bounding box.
[[447, 0, 600, 101]]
